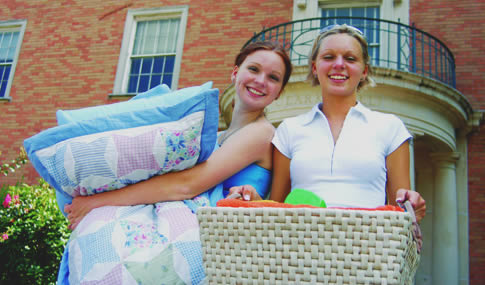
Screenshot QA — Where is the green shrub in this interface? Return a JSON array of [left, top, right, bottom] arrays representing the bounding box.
[[0, 179, 70, 284]]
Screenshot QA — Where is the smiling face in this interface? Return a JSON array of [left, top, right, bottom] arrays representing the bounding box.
[[231, 49, 286, 112], [312, 33, 368, 98]]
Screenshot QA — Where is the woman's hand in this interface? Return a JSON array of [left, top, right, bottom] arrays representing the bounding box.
[[64, 195, 98, 230], [228, 185, 263, 201], [396, 189, 426, 222]]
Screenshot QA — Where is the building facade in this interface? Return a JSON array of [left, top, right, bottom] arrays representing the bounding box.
[[1, 1, 483, 284]]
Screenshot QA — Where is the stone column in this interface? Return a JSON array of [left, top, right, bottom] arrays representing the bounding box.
[[455, 133, 469, 285], [430, 152, 460, 285], [409, 138, 415, 190]]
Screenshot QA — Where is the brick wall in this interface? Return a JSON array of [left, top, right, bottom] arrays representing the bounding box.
[[410, 0, 485, 284], [468, 129, 485, 283], [410, 0, 485, 109], [0, 0, 292, 185]]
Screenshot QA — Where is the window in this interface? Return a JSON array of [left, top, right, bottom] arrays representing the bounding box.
[[321, 7, 380, 66], [0, 20, 26, 99], [113, 6, 188, 95]]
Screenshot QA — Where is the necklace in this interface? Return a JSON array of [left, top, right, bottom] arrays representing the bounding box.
[[218, 114, 263, 145]]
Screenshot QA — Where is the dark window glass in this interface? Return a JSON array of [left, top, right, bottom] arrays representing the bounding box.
[[138, 75, 150, 92]]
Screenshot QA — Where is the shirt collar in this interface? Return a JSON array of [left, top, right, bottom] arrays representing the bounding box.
[[301, 101, 370, 126]]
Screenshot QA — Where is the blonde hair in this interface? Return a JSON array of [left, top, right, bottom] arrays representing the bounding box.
[[307, 24, 375, 91]]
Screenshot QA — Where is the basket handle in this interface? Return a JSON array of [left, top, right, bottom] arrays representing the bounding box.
[[402, 200, 423, 254], [226, 192, 242, 199]]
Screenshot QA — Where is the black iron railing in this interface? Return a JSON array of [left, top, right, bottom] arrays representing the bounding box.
[[245, 17, 455, 88]]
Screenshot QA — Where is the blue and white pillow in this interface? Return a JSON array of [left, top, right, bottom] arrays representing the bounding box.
[[24, 82, 219, 215]]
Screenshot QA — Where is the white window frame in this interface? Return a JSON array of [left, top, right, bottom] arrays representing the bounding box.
[[112, 6, 188, 95], [0, 19, 27, 101]]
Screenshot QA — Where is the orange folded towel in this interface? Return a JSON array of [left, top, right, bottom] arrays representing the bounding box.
[[331, 205, 404, 212], [216, 198, 404, 212]]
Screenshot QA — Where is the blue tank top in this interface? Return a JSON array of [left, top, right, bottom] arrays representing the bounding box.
[[222, 163, 271, 198], [205, 141, 272, 206]]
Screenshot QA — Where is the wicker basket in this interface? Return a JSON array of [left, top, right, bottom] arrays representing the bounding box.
[[197, 207, 420, 285]]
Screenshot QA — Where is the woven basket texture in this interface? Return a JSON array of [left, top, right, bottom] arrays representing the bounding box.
[[197, 207, 420, 285]]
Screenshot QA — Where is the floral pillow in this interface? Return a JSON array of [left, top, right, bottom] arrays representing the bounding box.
[[24, 82, 219, 215]]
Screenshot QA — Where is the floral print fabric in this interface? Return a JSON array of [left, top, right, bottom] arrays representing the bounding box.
[[65, 195, 210, 284], [35, 112, 204, 198]]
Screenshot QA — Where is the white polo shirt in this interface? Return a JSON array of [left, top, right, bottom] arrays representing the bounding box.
[[272, 102, 411, 208]]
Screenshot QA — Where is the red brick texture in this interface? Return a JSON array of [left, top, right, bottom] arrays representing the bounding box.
[[411, 1, 485, 284], [468, 129, 485, 284], [410, 0, 485, 109], [0, 0, 292, 185]]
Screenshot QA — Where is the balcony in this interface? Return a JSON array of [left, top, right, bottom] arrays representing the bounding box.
[[247, 17, 456, 88]]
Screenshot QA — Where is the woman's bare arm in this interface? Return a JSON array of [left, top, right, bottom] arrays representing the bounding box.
[[269, 147, 292, 202], [386, 141, 426, 222], [65, 121, 275, 228], [386, 141, 411, 204]]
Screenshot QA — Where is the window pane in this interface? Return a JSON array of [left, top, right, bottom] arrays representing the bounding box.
[[3, 65, 10, 80], [6, 47, 16, 62], [150, 74, 161, 88], [0, 65, 8, 97], [164, 56, 175, 73], [135, 19, 180, 56], [352, 8, 365, 29], [141, 57, 153, 74], [167, 19, 180, 52], [127, 75, 138, 93], [367, 7, 379, 18], [353, 8, 365, 18], [0, 80, 6, 97], [0, 65, 4, 97], [336, 8, 350, 18], [158, 20, 170, 53], [138, 75, 150, 92], [162, 74, 172, 86], [0, 32, 12, 49], [155, 19, 179, 54], [7, 32, 18, 61], [321, 7, 380, 42], [0, 48, 7, 63], [152, 57, 164, 73], [143, 20, 158, 54], [133, 22, 146, 55], [0, 31, 17, 63], [130, 58, 141, 74]]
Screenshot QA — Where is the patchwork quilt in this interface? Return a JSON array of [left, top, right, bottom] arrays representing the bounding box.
[[65, 195, 210, 284]]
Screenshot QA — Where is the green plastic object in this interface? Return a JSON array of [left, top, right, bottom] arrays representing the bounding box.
[[284, 188, 326, 208]]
